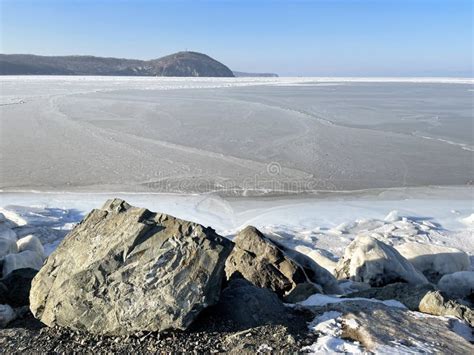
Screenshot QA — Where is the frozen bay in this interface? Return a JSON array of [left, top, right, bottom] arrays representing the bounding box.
[[1, 76, 472, 194]]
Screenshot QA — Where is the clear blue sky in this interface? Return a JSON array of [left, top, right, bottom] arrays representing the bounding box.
[[1, 0, 472, 76]]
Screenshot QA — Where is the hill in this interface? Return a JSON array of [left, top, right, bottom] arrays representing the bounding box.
[[0, 51, 235, 77]]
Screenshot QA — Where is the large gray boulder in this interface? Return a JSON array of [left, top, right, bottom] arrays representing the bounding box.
[[225, 226, 341, 297], [30, 199, 233, 335], [334, 235, 428, 287]]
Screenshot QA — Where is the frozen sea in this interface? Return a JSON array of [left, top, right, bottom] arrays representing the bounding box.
[[0, 76, 472, 194]]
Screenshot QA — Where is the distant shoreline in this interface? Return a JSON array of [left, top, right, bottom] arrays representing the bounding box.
[[1, 75, 473, 84]]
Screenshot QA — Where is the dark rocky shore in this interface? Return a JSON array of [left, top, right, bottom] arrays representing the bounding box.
[[1, 308, 315, 353]]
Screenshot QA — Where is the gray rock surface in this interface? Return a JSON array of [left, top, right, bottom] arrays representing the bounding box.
[[0, 282, 7, 304], [2, 268, 38, 307], [0, 304, 16, 328], [283, 283, 322, 303], [346, 281, 474, 327], [346, 282, 435, 311], [334, 235, 429, 287], [303, 300, 474, 353], [419, 290, 474, 327], [207, 278, 289, 329], [225, 226, 340, 297], [30, 198, 233, 335]]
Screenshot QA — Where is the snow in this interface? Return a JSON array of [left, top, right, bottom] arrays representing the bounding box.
[[334, 234, 429, 286], [2, 250, 44, 277], [460, 213, 474, 227], [302, 304, 473, 354], [302, 311, 365, 354], [437, 271, 474, 299], [1, 76, 472, 85], [384, 210, 401, 222], [0, 186, 472, 264], [16, 235, 46, 259], [0, 237, 18, 258], [395, 242, 470, 281], [297, 293, 406, 309]]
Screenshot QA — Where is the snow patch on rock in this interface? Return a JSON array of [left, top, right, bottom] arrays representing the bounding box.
[[437, 271, 474, 300], [302, 311, 364, 354], [334, 235, 429, 287]]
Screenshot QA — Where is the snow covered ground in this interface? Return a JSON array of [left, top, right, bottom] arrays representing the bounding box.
[[1, 186, 472, 264]]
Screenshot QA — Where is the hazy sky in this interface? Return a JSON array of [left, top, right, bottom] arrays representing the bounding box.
[[1, 0, 472, 76]]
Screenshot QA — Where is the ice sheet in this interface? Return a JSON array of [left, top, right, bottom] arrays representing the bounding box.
[[1, 77, 472, 194]]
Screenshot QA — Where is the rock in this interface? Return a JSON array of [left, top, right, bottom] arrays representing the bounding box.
[[302, 299, 474, 353], [395, 242, 470, 282], [338, 280, 371, 295], [438, 271, 474, 301], [30, 198, 233, 335], [0, 304, 16, 328], [0, 236, 18, 258], [207, 278, 289, 329], [2, 250, 44, 278], [0, 282, 7, 304], [334, 235, 428, 287], [1, 268, 38, 307], [283, 282, 322, 303], [225, 226, 340, 297], [346, 282, 435, 311], [16, 235, 46, 260], [419, 291, 473, 327]]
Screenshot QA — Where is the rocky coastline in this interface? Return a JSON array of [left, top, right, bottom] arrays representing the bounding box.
[[1, 199, 473, 353]]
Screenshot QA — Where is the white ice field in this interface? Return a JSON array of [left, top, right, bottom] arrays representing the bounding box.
[[1, 76, 473, 193], [0, 76, 473, 264]]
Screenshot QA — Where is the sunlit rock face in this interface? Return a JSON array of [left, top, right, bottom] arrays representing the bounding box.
[[29, 198, 233, 335]]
